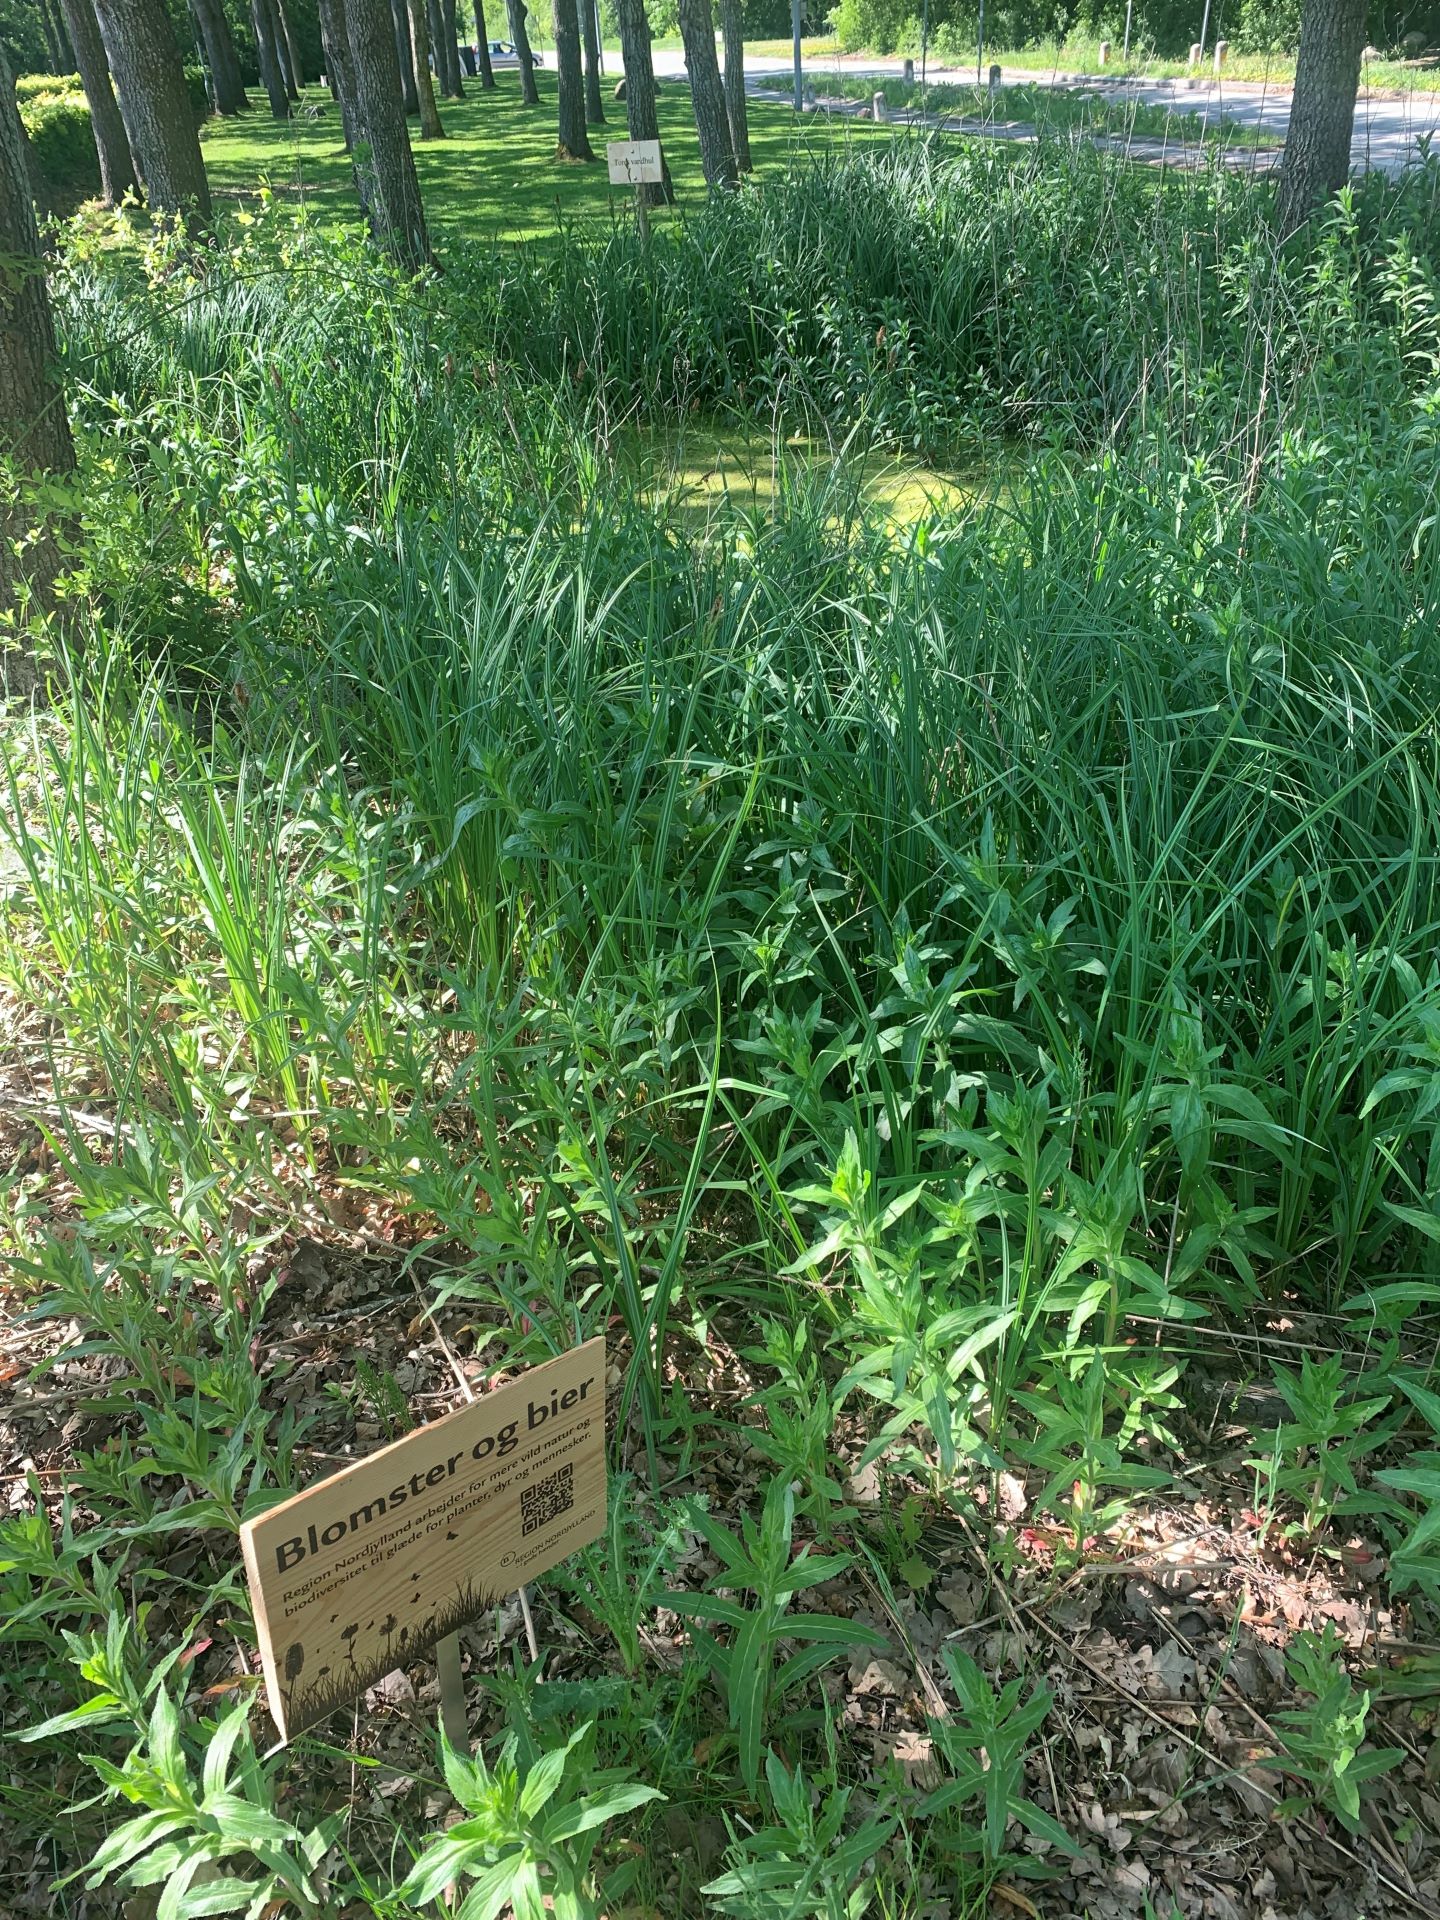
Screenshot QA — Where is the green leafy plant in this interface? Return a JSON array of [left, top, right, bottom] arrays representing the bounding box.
[[1263, 1628, 1405, 1832], [669, 1478, 886, 1794], [918, 1646, 1080, 1876], [1247, 1354, 1397, 1539], [25, 1643, 339, 1920], [703, 1750, 897, 1918], [398, 1720, 662, 1920]]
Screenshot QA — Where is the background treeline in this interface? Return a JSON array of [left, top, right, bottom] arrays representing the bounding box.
[[832, 0, 1439, 56], [0, 0, 320, 81]]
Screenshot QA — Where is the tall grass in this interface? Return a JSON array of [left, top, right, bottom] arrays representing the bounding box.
[[15, 136, 1440, 1492]]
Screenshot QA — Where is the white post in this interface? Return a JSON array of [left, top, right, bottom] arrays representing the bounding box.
[[1213, 38, 1228, 71], [873, 90, 888, 119], [791, 0, 802, 110]]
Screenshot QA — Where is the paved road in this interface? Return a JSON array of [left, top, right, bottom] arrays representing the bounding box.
[[649, 47, 1440, 175]]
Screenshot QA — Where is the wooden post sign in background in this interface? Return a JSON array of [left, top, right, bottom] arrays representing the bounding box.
[[241, 1340, 606, 1740]]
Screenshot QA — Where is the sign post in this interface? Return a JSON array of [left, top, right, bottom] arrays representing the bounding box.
[[241, 1339, 606, 1744], [607, 138, 664, 241]]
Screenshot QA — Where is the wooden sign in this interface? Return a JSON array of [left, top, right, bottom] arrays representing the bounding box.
[[241, 1340, 606, 1740], [607, 138, 664, 185]]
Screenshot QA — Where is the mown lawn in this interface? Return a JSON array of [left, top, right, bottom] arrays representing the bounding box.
[[200, 71, 891, 242]]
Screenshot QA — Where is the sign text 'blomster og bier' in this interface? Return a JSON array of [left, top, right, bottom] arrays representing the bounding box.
[[240, 1340, 605, 1740]]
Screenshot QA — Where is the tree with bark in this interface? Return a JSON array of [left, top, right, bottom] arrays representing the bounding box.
[[250, 0, 291, 115], [191, 0, 250, 113], [426, 0, 446, 88], [316, 0, 360, 147], [614, 0, 671, 204], [57, 0, 139, 201], [271, 0, 300, 96], [439, 0, 464, 93], [1273, 0, 1366, 235], [277, 0, 305, 90], [506, 0, 539, 104], [580, 0, 603, 125], [1, 50, 77, 676], [676, 0, 734, 188], [92, 0, 212, 219], [552, 0, 593, 158], [407, 0, 445, 134], [343, 0, 430, 265], [391, 0, 420, 111], [472, 0, 494, 86], [719, 0, 749, 171], [37, 0, 74, 73]]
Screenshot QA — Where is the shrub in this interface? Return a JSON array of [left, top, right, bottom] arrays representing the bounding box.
[[15, 68, 81, 97], [18, 82, 100, 197]]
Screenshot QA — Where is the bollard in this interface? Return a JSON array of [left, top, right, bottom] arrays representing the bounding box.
[[1188, 41, 1201, 64], [989, 63, 1001, 93], [903, 57, 914, 82], [1213, 38, 1228, 70], [873, 90, 889, 120], [1098, 39, 1110, 64]]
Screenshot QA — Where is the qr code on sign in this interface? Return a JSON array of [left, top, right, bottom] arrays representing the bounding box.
[[520, 1463, 574, 1536]]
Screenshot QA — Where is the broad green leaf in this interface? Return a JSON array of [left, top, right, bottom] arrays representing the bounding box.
[[542, 1782, 663, 1842], [455, 1856, 527, 1920], [200, 1704, 253, 1802], [85, 1810, 183, 1879], [517, 1742, 572, 1820], [399, 1837, 479, 1906], [15, 1695, 128, 1742]]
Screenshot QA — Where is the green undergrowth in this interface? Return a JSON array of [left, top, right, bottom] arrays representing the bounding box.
[[803, 71, 1280, 146], [5, 139, 1440, 1916]]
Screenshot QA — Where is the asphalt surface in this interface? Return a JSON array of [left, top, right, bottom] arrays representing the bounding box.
[[648, 47, 1440, 175]]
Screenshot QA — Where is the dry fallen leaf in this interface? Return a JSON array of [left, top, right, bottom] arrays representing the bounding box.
[[365, 1668, 414, 1710]]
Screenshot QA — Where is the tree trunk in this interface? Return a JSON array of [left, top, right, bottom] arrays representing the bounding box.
[[57, 0, 139, 201], [103, 39, 146, 181], [0, 52, 77, 677], [317, 0, 360, 148], [426, 0, 445, 89], [56, 0, 78, 64], [472, 0, 494, 85], [552, 0, 593, 157], [719, 0, 748, 170], [278, 0, 306, 89], [190, 0, 250, 112], [39, 0, 69, 72], [343, 0, 430, 265], [506, 0, 538, 103], [92, 0, 212, 220], [676, 0, 734, 188], [439, 0, 464, 92], [251, 0, 291, 115], [580, 0, 603, 124], [1274, 0, 1366, 235], [614, 0, 671, 203], [407, 0, 445, 134], [271, 0, 300, 95], [392, 0, 420, 111]]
